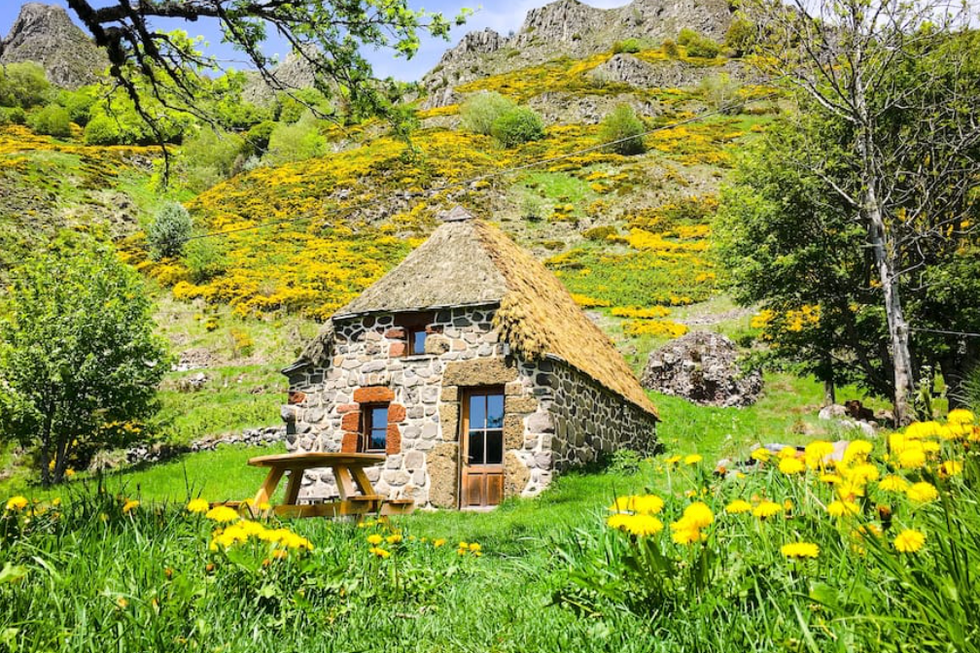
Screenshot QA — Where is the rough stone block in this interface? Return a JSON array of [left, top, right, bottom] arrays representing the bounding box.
[[504, 413, 524, 451], [353, 386, 395, 403], [443, 357, 517, 387], [505, 381, 524, 396], [425, 334, 451, 355], [440, 385, 459, 402], [427, 442, 458, 508], [340, 412, 361, 432], [336, 403, 358, 414], [404, 450, 425, 471], [504, 451, 531, 498], [385, 327, 406, 339], [388, 403, 407, 423], [506, 396, 538, 414], [383, 469, 410, 486], [421, 422, 439, 440], [439, 403, 459, 441], [526, 411, 554, 434], [288, 390, 307, 405]]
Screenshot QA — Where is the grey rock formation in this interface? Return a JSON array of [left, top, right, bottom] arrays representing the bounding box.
[[422, 0, 736, 107], [588, 53, 756, 89], [0, 3, 107, 88], [242, 50, 319, 106], [641, 330, 763, 407]]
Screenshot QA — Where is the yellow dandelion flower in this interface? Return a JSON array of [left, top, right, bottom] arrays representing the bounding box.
[[204, 505, 240, 523], [369, 546, 391, 559], [899, 448, 927, 469], [433, 538, 447, 547], [684, 454, 703, 465], [258, 501, 272, 512], [878, 475, 909, 492], [947, 409, 975, 425], [780, 542, 819, 559], [906, 482, 938, 503], [836, 481, 866, 501], [804, 440, 835, 468], [939, 460, 963, 477], [633, 494, 665, 515], [753, 500, 783, 519], [893, 529, 925, 553], [778, 446, 798, 459], [122, 500, 140, 514], [468, 542, 481, 552], [669, 518, 704, 545], [845, 463, 880, 484], [665, 455, 682, 465], [844, 440, 873, 463], [750, 448, 771, 463], [819, 473, 842, 484], [386, 534, 403, 545], [367, 534, 383, 545], [683, 502, 714, 528], [826, 500, 860, 518], [725, 500, 752, 514], [5, 496, 28, 511], [779, 457, 806, 475], [186, 498, 209, 513]]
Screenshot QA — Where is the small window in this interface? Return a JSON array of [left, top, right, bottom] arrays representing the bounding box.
[[362, 405, 388, 452], [408, 326, 427, 356], [464, 391, 504, 466]]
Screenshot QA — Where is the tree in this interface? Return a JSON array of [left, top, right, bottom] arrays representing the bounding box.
[[723, 3, 980, 421], [0, 237, 169, 485], [460, 91, 517, 136], [63, 1, 468, 139], [148, 202, 193, 259], [600, 104, 646, 155], [0, 62, 50, 108], [27, 105, 72, 138], [490, 107, 545, 147]]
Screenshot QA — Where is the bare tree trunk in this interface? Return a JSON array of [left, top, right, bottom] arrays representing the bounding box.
[[854, 75, 915, 423], [823, 378, 836, 407]]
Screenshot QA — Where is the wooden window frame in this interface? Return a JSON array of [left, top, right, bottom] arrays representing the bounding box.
[[360, 403, 389, 453], [396, 312, 434, 357]]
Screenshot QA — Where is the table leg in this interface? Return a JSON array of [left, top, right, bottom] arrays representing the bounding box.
[[283, 469, 303, 506], [332, 465, 357, 500], [253, 467, 285, 506], [350, 466, 376, 496]]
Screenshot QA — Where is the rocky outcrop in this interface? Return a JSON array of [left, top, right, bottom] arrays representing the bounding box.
[[588, 53, 755, 89], [0, 3, 107, 88], [242, 50, 319, 105], [422, 0, 736, 106], [641, 331, 763, 407]]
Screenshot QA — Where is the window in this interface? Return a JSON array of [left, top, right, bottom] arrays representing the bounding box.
[[464, 391, 504, 466], [408, 325, 428, 356], [362, 405, 388, 452]]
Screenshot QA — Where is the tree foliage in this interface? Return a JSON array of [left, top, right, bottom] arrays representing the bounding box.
[[0, 62, 51, 109], [718, 12, 980, 415], [600, 104, 646, 155], [0, 237, 169, 485], [490, 106, 545, 147], [148, 202, 193, 260], [26, 105, 72, 138], [460, 91, 517, 136]]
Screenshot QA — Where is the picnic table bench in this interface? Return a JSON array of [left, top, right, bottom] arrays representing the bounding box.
[[247, 452, 414, 518]]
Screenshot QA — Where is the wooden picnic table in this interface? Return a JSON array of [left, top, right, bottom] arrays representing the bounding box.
[[248, 452, 405, 518]]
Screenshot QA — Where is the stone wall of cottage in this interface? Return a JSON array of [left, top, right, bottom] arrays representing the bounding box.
[[281, 305, 657, 508]]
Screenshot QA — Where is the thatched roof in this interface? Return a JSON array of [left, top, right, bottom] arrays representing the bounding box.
[[302, 208, 658, 419]]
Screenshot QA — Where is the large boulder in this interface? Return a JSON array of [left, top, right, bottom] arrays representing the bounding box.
[[641, 330, 762, 407]]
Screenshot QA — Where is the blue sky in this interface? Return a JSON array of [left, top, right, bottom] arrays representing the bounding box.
[[0, 1, 628, 81]]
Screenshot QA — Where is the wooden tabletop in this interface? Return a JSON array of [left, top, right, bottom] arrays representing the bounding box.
[[248, 452, 385, 468]]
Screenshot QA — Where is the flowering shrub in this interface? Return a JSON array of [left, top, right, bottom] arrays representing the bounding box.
[[558, 411, 980, 649]]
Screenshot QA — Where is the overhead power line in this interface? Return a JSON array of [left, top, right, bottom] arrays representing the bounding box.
[[184, 91, 781, 243]]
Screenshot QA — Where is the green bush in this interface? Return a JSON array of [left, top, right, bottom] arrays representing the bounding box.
[[699, 74, 743, 114], [677, 28, 699, 46], [27, 105, 72, 138], [183, 237, 229, 283], [147, 202, 193, 260], [460, 91, 517, 136], [599, 104, 646, 155], [612, 38, 642, 54], [83, 114, 122, 145], [178, 127, 245, 192], [583, 225, 618, 241], [0, 61, 50, 108], [57, 87, 97, 126], [725, 18, 755, 56], [0, 106, 26, 125], [245, 120, 276, 157], [662, 39, 680, 58], [265, 111, 326, 166], [490, 107, 545, 147], [686, 35, 722, 59]]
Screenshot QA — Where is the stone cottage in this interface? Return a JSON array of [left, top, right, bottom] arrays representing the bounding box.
[[281, 207, 659, 509]]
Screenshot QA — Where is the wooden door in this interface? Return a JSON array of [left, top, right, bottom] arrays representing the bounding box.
[[460, 388, 505, 508]]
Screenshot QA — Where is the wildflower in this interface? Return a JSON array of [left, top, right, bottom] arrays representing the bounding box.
[[65, 468, 76, 478], [725, 500, 752, 514], [5, 496, 28, 511], [433, 538, 447, 547], [665, 455, 682, 465], [836, 481, 866, 501], [906, 482, 939, 503], [845, 463, 880, 484], [783, 499, 795, 512], [819, 473, 842, 484], [608, 494, 664, 515], [204, 505, 240, 523], [778, 446, 798, 459], [779, 457, 806, 475], [750, 448, 771, 463], [468, 542, 481, 552], [117, 597, 129, 609], [893, 529, 926, 553], [753, 500, 782, 519], [669, 517, 704, 544], [369, 547, 391, 559], [826, 500, 860, 518], [905, 421, 940, 440], [898, 448, 926, 469], [804, 440, 835, 468], [780, 542, 820, 559], [186, 498, 210, 513], [52, 498, 61, 507], [367, 534, 383, 545], [610, 513, 664, 537], [122, 500, 140, 514], [939, 460, 963, 477], [878, 475, 909, 492], [843, 440, 873, 463], [684, 454, 703, 465], [683, 502, 714, 528], [386, 533, 403, 545], [947, 409, 975, 425]]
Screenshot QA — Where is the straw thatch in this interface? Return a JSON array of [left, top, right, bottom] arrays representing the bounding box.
[[318, 208, 658, 418]]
